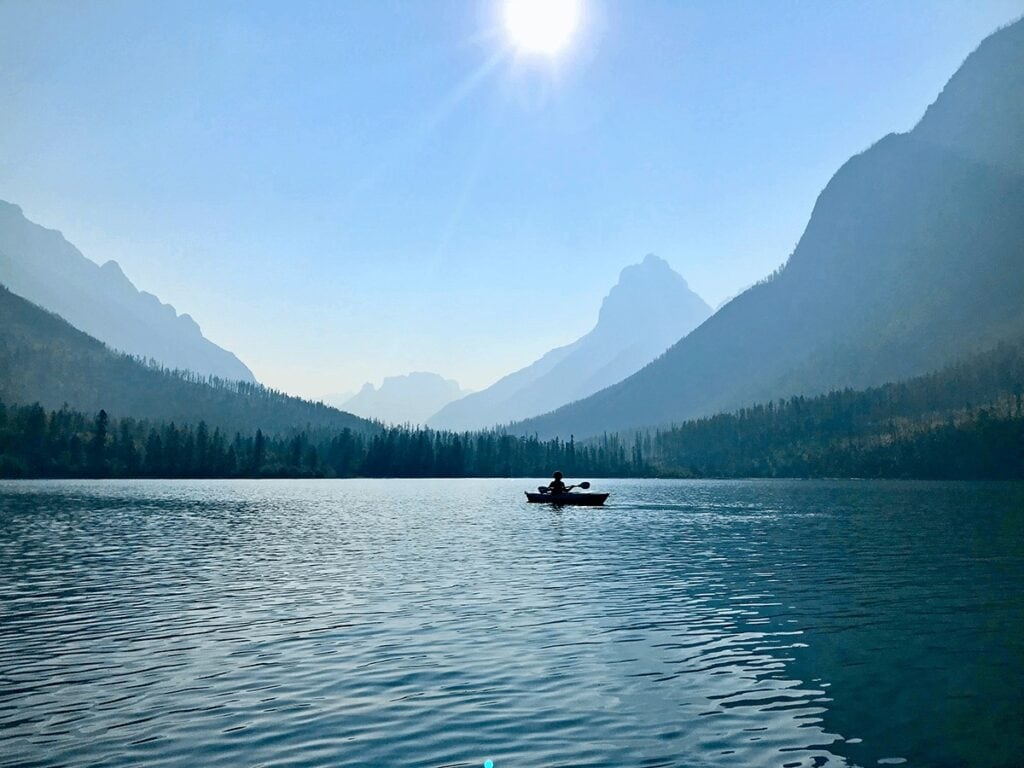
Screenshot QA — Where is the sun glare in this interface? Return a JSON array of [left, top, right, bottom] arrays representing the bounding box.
[[503, 0, 581, 57]]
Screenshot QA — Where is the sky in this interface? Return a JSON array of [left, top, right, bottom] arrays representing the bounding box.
[[2, 0, 1022, 399]]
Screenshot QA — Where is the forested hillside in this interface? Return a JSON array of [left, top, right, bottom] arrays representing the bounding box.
[[2, 340, 1021, 480], [642, 341, 1024, 479], [0, 284, 375, 437]]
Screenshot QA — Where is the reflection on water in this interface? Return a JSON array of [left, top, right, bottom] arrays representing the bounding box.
[[0, 479, 1021, 767]]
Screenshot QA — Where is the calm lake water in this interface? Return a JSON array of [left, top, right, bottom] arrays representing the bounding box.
[[1, 479, 1022, 768]]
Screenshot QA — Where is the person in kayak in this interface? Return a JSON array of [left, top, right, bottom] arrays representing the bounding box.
[[548, 471, 568, 494]]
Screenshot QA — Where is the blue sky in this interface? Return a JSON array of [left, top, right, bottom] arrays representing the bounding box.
[[2, 0, 1022, 398]]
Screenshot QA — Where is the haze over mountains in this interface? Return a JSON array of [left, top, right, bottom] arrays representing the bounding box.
[[0, 284, 374, 437], [3, 19, 1020, 452], [428, 254, 712, 431], [512, 19, 1024, 440], [337, 372, 465, 425], [0, 201, 255, 383]]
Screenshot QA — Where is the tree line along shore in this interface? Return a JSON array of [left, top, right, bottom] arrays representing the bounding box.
[[2, 341, 1021, 480]]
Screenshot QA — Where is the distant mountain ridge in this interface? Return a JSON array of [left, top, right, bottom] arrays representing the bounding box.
[[427, 254, 712, 431], [0, 284, 375, 437], [338, 372, 465, 425], [512, 19, 1024, 439], [0, 201, 255, 382]]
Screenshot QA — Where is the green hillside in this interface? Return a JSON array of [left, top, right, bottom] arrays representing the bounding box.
[[0, 283, 377, 437]]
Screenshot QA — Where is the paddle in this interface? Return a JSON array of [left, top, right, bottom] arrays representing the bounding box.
[[537, 481, 591, 494]]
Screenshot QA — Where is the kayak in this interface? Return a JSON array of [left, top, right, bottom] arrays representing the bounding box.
[[525, 492, 609, 506]]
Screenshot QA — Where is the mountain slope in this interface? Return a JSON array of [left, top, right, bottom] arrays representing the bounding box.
[[428, 254, 712, 430], [643, 339, 1024, 479], [513, 19, 1024, 439], [0, 284, 375, 437], [339, 372, 465, 425], [0, 201, 255, 382]]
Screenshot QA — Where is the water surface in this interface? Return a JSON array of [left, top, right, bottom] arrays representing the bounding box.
[[1, 479, 1022, 767]]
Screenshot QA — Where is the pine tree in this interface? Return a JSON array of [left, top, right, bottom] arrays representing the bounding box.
[[89, 409, 109, 477], [252, 429, 266, 476]]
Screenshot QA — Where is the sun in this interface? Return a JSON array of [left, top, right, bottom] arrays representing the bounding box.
[[503, 0, 581, 57]]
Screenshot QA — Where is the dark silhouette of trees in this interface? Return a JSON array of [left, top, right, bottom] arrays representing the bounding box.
[[88, 409, 108, 476], [1, 341, 1021, 481], [0, 284, 379, 439]]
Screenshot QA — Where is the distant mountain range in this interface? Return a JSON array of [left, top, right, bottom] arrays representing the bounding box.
[[3, 277, 1022, 480], [428, 254, 712, 431], [335, 372, 466, 425], [0, 201, 255, 382], [513, 19, 1024, 439], [0, 284, 374, 437]]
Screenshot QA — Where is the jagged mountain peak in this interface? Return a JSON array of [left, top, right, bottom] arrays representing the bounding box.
[[338, 371, 465, 425], [0, 200, 256, 382], [613, 253, 682, 285], [596, 253, 707, 333], [427, 254, 712, 431]]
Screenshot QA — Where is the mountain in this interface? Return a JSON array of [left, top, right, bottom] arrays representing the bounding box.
[[642, 339, 1024, 479], [428, 254, 712, 431], [0, 201, 255, 382], [512, 19, 1024, 440], [0, 284, 375, 437], [337, 372, 465, 425]]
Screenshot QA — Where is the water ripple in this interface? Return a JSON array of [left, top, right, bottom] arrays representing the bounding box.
[[1, 478, 1022, 767]]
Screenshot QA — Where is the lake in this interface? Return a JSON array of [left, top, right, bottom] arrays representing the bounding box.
[[1, 479, 1022, 767]]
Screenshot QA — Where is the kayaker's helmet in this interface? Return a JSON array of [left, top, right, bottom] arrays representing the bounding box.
[[553, 471, 563, 480]]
